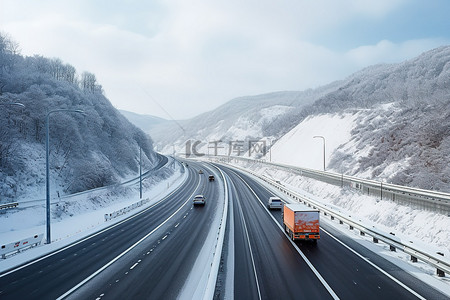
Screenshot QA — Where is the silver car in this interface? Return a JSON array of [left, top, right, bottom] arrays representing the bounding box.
[[193, 194, 206, 205]]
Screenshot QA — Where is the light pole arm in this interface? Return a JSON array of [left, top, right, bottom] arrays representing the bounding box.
[[313, 136, 326, 172], [0, 102, 25, 108]]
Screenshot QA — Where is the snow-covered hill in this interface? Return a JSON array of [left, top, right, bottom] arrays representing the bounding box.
[[0, 34, 158, 203], [135, 46, 450, 192], [119, 110, 171, 135], [146, 86, 342, 154]]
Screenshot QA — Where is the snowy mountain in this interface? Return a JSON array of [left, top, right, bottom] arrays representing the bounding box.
[[0, 34, 158, 203], [138, 46, 450, 192], [119, 110, 170, 134], [273, 46, 450, 192], [146, 85, 342, 154]]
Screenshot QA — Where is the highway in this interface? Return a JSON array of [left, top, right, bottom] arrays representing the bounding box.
[[0, 159, 447, 299], [220, 167, 335, 299], [216, 164, 447, 300], [0, 161, 223, 299]]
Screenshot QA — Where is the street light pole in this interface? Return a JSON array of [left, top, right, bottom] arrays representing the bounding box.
[[139, 147, 142, 199], [313, 136, 326, 171], [46, 109, 84, 244], [269, 140, 272, 162]]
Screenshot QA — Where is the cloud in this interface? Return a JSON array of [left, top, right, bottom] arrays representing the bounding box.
[[1, 0, 448, 119], [346, 38, 450, 67]]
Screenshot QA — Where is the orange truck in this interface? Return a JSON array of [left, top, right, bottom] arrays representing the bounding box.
[[283, 203, 320, 242]]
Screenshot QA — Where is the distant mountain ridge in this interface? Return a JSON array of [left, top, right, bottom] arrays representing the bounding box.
[[125, 46, 450, 191], [119, 110, 170, 134]]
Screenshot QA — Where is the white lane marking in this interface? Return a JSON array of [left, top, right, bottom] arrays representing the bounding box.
[[322, 228, 426, 300], [0, 174, 189, 279], [234, 181, 262, 300], [223, 172, 235, 300], [175, 223, 179, 228], [229, 169, 340, 300], [162, 235, 167, 240], [56, 177, 202, 300], [130, 263, 138, 270]]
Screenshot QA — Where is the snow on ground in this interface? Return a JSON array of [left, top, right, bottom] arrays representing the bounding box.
[[271, 112, 360, 170], [262, 108, 450, 255], [0, 163, 187, 272], [239, 161, 450, 255]]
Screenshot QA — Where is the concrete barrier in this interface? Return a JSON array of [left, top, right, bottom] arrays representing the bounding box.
[[1, 234, 44, 259], [104, 198, 150, 221], [0, 202, 19, 210]]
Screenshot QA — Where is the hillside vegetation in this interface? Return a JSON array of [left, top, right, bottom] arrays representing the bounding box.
[[140, 46, 449, 192], [0, 33, 157, 202]]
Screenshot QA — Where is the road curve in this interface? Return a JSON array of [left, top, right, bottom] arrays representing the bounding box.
[[0, 162, 212, 299]]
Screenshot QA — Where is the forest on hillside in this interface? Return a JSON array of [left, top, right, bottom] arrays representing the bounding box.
[[0, 33, 156, 202]]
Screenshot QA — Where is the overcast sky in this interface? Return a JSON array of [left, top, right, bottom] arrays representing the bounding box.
[[1, 0, 449, 119]]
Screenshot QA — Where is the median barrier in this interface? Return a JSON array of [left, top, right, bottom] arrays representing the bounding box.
[[1, 234, 44, 259], [104, 198, 150, 221], [0, 202, 19, 210]]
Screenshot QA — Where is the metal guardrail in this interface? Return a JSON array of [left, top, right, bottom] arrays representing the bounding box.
[[1, 234, 44, 259], [0, 202, 19, 210], [224, 161, 450, 278], [14, 155, 173, 209], [104, 198, 151, 221], [212, 155, 450, 215]]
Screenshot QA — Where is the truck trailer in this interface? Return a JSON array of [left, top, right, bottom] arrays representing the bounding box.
[[283, 203, 320, 242]]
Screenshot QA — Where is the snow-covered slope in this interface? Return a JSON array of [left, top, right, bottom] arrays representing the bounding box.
[[0, 35, 158, 203], [142, 46, 449, 192], [271, 112, 360, 170], [148, 86, 342, 154], [119, 110, 171, 134], [271, 98, 449, 192]]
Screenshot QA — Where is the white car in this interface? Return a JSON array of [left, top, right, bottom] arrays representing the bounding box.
[[193, 195, 206, 205], [268, 196, 283, 209]]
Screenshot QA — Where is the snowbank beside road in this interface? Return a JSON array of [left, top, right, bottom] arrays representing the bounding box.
[[234, 159, 450, 255], [0, 164, 186, 272]]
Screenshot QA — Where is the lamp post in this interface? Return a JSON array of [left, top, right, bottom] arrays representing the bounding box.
[[269, 139, 272, 162], [46, 109, 84, 244], [313, 136, 326, 171], [139, 147, 142, 199]]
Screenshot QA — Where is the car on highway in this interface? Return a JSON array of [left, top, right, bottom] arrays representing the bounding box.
[[209, 175, 215, 181], [193, 194, 206, 205], [267, 196, 283, 209], [199, 169, 203, 174]]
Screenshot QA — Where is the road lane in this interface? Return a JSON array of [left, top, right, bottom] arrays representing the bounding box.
[[221, 166, 335, 299], [66, 161, 224, 299], [0, 163, 202, 299], [228, 166, 446, 300]]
